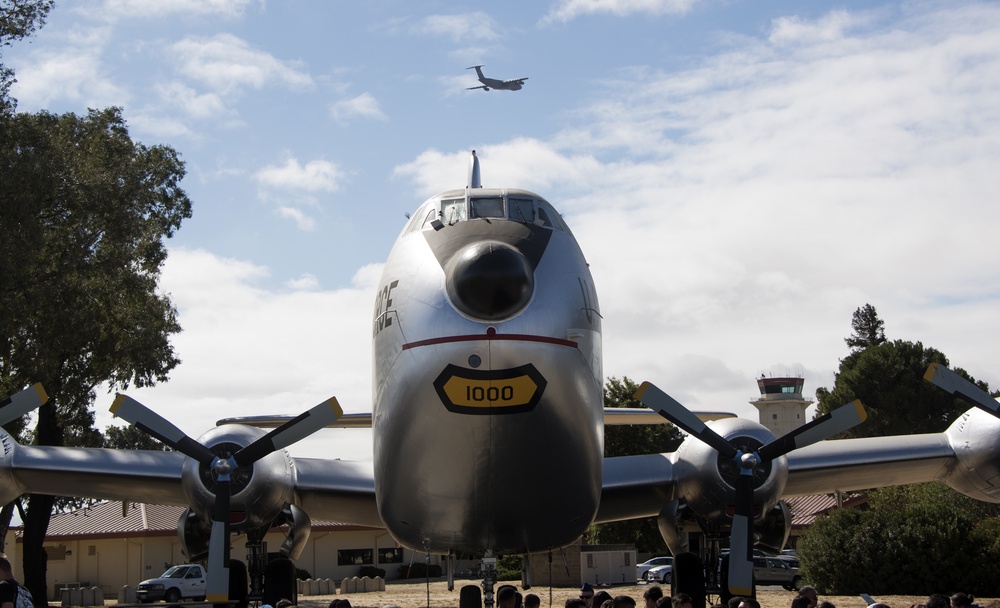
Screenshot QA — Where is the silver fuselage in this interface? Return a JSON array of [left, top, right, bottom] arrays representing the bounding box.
[[371, 188, 603, 553]]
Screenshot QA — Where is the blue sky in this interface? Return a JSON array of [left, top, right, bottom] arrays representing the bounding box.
[[5, 0, 1000, 459]]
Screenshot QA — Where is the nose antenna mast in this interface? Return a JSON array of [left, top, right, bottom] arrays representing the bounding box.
[[468, 150, 481, 188]]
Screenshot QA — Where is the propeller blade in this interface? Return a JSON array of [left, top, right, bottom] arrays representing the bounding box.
[[925, 362, 1000, 416], [635, 382, 738, 459], [110, 395, 216, 465], [728, 471, 755, 596], [758, 399, 866, 461], [205, 472, 232, 603], [0, 383, 48, 425], [233, 397, 342, 466]]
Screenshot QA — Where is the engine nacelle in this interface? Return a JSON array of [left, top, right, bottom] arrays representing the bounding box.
[[943, 407, 1000, 502], [672, 418, 788, 525], [181, 424, 296, 531]]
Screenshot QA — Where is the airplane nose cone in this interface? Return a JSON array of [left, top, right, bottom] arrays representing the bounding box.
[[446, 240, 534, 320]]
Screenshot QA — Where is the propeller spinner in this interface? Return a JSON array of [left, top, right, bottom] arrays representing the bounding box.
[[635, 381, 866, 596], [111, 395, 342, 602]]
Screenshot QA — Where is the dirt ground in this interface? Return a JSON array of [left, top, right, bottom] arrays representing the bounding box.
[[292, 580, 999, 608]]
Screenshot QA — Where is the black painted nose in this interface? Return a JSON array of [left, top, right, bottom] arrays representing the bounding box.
[[446, 240, 534, 320]]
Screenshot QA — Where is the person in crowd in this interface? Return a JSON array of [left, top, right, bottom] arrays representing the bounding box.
[[612, 595, 637, 608], [672, 593, 694, 608], [791, 596, 811, 608], [818, 601, 836, 608], [566, 598, 589, 608], [799, 586, 819, 608], [643, 586, 664, 608], [497, 585, 518, 608], [739, 599, 760, 608], [525, 593, 541, 608], [927, 595, 951, 608], [581, 584, 596, 608], [594, 590, 614, 608]]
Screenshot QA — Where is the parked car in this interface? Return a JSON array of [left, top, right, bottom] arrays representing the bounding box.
[[136, 564, 207, 603], [646, 563, 673, 583], [636, 556, 673, 581], [753, 557, 801, 591]]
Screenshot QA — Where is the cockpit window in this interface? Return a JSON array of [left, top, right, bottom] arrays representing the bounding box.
[[508, 198, 534, 223], [470, 197, 504, 219], [441, 198, 466, 225]]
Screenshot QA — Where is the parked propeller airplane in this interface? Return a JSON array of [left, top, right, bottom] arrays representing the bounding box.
[[2, 152, 1000, 607], [466, 65, 528, 91]]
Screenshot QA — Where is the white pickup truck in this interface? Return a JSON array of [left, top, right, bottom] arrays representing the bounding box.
[[136, 565, 207, 603]]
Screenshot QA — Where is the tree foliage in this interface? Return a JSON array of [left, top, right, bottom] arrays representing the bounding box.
[[816, 305, 989, 439], [797, 483, 1000, 595], [0, 0, 53, 113], [844, 303, 886, 351], [0, 106, 190, 602], [586, 377, 683, 553]]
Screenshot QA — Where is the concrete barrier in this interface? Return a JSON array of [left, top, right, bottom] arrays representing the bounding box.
[[118, 586, 137, 604]]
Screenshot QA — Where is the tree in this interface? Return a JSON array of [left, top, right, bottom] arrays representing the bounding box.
[[844, 303, 886, 351], [0, 106, 190, 602], [586, 376, 684, 553], [797, 482, 1000, 595], [0, 0, 54, 113], [815, 306, 989, 439], [104, 424, 169, 451]]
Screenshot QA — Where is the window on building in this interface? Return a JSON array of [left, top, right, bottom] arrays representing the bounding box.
[[379, 548, 403, 564], [338, 548, 373, 566]]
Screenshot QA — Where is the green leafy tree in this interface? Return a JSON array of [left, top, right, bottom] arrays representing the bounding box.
[[844, 303, 886, 351], [0, 106, 190, 602], [815, 306, 989, 439], [104, 424, 170, 450], [798, 483, 1000, 595], [0, 0, 53, 113], [586, 376, 684, 553]]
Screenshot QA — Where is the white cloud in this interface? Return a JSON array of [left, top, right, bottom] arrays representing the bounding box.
[[8, 38, 128, 109], [255, 158, 345, 193], [278, 206, 317, 232], [155, 81, 227, 119], [95, 248, 375, 460], [96, 0, 257, 19], [285, 273, 320, 291], [330, 92, 388, 123], [170, 34, 314, 95], [541, 0, 699, 24], [411, 12, 501, 42]]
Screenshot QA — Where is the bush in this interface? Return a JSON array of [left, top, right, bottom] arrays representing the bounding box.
[[397, 563, 443, 578], [359, 566, 386, 579]]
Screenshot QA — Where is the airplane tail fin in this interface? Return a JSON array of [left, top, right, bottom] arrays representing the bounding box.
[[466, 65, 486, 79]]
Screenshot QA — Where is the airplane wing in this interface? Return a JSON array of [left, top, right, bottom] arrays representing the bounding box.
[[217, 412, 373, 428], [467, 85, 488, 90], [603, 407, 735, 425], [504, 78, 528, 84]]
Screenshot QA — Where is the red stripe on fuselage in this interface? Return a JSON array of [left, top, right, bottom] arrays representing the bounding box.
[[402, 331, 578, 351]]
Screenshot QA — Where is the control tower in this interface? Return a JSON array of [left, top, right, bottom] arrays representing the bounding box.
[[751, 376, 813, 435]]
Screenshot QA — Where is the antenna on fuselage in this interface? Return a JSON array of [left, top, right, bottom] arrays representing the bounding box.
[[468, 150, 481, 188]]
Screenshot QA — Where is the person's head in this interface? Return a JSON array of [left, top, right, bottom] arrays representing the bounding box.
[[800, 586, 818, 608], [526, 594, 541, 608], [644, 586, 664, 608], [952, 594, 974, 608], [672, 593, 694, 608], [566, 599, 588, 608], [337, 600, 351, 608], [791, 596, 811, 608], [498, 585, 517, 608], [728, 597, 745, 608], [656, 598, 672, 608], [594, 591, 614, 608], [515, 591, 523, 608], [818, 602, 836, 608], [869, 604, 891, 608], [927, 595, 951, 608], [0, 556, 11, 577], [276, 600, 294, 608], [739, 599, 761, 608], [612, 595, 637, 608], [580, 584, 595, 608]]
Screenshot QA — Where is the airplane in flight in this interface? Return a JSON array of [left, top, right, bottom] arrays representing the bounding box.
[[466, 65, 528, 91], [2, 151, 1000, 607]]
